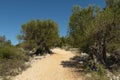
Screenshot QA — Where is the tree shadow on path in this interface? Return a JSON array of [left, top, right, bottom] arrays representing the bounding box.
[[61, 55, 86, 73]]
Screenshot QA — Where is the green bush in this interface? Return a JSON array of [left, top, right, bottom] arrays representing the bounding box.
[[0, 46, 28, 60], [80, 56, 109, 80], [0, 46, 29, 80], [16, 41, 37, 51], [85, 64, 109, 80]]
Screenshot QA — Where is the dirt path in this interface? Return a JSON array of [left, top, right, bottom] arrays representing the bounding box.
[[13, 48, 83, 80]]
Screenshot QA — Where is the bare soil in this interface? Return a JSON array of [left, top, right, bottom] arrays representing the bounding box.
[[13, 48, 83, 80]]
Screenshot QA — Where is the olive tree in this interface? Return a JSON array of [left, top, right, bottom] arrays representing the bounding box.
[[18, 19, 59, 55]]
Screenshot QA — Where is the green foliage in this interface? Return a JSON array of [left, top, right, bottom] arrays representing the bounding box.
[[18, 19, 59, 52], [0, 59, 27, 76], [106, 0, 120, 8], [17, 40, 37, 51], [0, 36, 11, 47], [0, 46, 27, 60], [59, 36, 68, 48], [76, 55, 109, 80], [83, 59, 109, 80], [69, 5, 95, 49], [90, 71, 109, 80], [68, 2, 120, 64], [68, 0, 120, 80], [94, 64, 109, 80], [0, 41, 29, 79]]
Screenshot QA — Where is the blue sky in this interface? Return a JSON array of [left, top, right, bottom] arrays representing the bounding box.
[[0, 0, 106, 45]]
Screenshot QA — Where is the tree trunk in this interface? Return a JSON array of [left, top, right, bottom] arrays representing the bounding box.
[[102, 35, 107, 65], [35, 45, 44, 55]]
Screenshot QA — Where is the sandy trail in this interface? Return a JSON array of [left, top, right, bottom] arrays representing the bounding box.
[[13, 48, 82, 80]]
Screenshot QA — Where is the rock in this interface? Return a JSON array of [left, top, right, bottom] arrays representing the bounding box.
[[85, 73, 92, 78], [18, 67, 22, 72], [106, 70, 120, 80], [45, 54, 50, 58], [34, 56, 43, 60], [78, 61, 83, 64], [81, 52, 88, 57]]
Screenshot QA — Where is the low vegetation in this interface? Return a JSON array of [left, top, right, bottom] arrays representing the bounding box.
[[0, 36, 29, 80]]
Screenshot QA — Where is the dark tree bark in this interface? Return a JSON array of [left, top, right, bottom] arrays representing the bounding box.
[[102, 38, 107, 65]]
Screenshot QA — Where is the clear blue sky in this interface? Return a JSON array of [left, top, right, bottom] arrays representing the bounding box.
[[0, 0, 106, 45]]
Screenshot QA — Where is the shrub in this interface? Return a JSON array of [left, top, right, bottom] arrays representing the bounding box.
[[85, 64, 109, 80], [0, 46, 29, 80], [0, 46, 28, 60], [79, 55, 109, 80]]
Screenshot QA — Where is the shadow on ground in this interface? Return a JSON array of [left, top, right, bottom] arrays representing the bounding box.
[[61, 55, 86, 73]]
